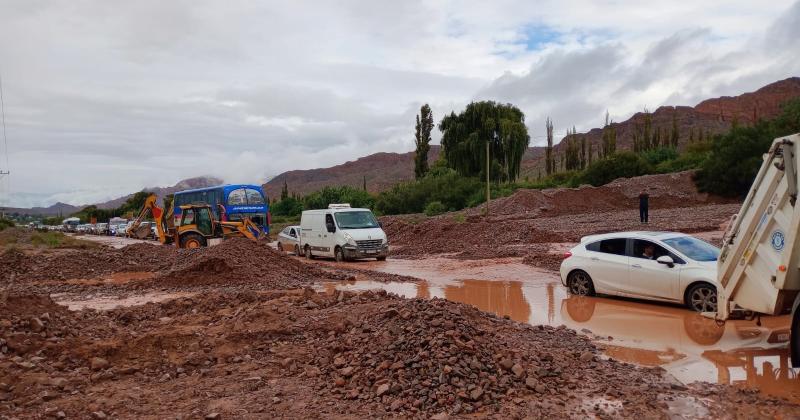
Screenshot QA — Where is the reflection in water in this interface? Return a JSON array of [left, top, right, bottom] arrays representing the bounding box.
[[443, 279, 530, 322], [324, 275, 800, 403]]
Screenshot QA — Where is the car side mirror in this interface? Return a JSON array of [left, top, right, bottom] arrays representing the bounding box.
[[656, 255, 674, 268], [326, 222, 336, 233]]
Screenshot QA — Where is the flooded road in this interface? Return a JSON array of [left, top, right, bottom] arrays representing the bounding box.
[[313, 256, 799, 403]]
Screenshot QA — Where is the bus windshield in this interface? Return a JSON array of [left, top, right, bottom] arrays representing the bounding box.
[[334, 211, 379, 229]]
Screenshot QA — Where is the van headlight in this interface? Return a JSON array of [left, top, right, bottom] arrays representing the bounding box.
[[343, 232, 356, 246]]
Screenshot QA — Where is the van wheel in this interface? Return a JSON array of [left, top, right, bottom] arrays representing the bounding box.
[[305, 246, 314, 259], [567, 270, 595, 296], [376, 256, 387, 261], [686, 283, 717, 312], [334, 246, 345, 262], [277, 242, 284, 252], [294, 245, 300, 255]]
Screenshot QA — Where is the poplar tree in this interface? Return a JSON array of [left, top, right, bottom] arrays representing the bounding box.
[[414, 104, 434, 179]]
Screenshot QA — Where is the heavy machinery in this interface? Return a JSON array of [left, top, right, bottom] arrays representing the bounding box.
[[128, 193, 264, 248], [712, 133, 800, 366]]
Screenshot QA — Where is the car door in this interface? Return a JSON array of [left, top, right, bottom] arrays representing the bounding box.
[[626, 239, 682, 301], [584, 238, 630, 295]]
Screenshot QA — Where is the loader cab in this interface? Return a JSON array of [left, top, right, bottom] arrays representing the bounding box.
[[176, 204, 217, 248]]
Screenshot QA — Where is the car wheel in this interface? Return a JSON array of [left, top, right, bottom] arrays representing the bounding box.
[[567, 270, 595, 296], [305, 245, 314, 259], [294, 245, 300, 255], [277, 242, 284, 252], [686, 283, 717, 312]]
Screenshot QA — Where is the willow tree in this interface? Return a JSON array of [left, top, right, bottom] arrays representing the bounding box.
[[439, 101, 530, 183]]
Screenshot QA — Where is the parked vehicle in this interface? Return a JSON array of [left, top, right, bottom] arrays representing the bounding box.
[[277, 225, 301, 255], [115, 223, 128, 237], [95, 223, 109, 235], [560, 231, 720, 312], [300, 204, 388, 262]]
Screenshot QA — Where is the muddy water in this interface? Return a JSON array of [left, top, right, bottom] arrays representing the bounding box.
[[53, 291, 196, 311], [317, 256, 800, 403]]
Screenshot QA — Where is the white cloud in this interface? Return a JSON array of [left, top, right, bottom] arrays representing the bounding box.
[[0, 0, 797, 206]]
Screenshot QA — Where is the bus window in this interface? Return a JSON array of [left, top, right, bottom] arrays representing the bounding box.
[[245, 188, 265, 204], [228, 189, 247, 205]]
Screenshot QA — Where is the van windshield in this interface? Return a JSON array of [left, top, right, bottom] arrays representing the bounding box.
[[334, 211, 379, 230]]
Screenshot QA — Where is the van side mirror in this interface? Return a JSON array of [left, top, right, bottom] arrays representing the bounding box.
[[326, 222, 336, 233], [656, 255, 674, 268], [378, 221, 383, 228]]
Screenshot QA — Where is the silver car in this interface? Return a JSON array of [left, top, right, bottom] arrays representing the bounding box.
[[277, 225, 301, 255]]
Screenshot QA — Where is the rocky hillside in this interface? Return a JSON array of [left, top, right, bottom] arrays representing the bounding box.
[[522, 77, 800, 176], [263, 147, 442, 199]]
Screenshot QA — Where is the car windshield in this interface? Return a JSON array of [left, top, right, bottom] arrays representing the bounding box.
[[662, 236, 720, 262], [334, 211, 379, 229]]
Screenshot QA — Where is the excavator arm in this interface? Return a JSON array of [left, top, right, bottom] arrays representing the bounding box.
[[128, 193, 174, 243]]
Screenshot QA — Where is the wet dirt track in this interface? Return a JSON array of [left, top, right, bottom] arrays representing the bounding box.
[[306, 254, 800, 404]]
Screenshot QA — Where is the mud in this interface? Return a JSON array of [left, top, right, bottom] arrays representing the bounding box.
[[2, 291, 797, 419]]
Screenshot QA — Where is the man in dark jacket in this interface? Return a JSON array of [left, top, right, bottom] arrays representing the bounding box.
[[639, 190, 649, 223]]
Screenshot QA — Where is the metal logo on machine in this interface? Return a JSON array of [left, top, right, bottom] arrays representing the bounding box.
[[770, 230, 785, 251]]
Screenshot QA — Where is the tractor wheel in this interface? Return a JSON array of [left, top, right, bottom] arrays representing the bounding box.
[[180, 233, 206, 249]]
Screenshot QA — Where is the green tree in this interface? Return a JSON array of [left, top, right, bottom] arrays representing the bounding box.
[[414, 104, 434, 179], [280, 179, 289, 200], [439, 101, 530, 182], [303, 186, 375, 210], [581, 152, 652, 186], [670, 111, 680, 147], [601, 111, 616, 157], [545, 117, 554, 175]]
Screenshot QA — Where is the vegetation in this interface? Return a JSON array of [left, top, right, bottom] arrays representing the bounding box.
[[696, 98, 800, 196], [423, 201, 446, 216], [414, 104, 434, 179], [579, 152, 652, 187], [439, 101, 530, 182], [545, 117, 554, 176], [0, 218, 14, 231], [375, 168, 484, 215]]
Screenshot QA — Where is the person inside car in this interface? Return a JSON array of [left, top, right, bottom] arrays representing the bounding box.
[[643, 244, 656, 259]]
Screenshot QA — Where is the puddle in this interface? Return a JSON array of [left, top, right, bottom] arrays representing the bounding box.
[[66, 271, 155, 285], [315, 256, 800, 403], [53, 291, 196, 311]]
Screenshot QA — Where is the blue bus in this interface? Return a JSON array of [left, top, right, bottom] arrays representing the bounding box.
[[173, 184, 270, 234]]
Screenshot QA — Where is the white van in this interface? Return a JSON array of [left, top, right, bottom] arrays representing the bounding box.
[[300, 204, 388, 262]]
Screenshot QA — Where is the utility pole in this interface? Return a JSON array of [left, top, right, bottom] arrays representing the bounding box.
[[485, 139, 490, 217]]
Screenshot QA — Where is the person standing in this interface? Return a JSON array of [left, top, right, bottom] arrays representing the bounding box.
[[639, 189, 649, 223]]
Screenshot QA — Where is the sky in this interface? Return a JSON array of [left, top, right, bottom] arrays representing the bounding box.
[[0, 0, 799, 208]]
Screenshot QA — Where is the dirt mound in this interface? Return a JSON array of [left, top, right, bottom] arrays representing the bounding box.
[[1, 242, 177, 285], [467, 171, 727, 219], [153, 238, 343, 289], [521, 252, 563, 272]]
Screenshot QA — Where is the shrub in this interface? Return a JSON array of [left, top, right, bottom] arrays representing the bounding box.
[[580, 152, 652, 186], [641, 147, 679, 166], [0, 218, 14, 232], [375, 169, 483, 215], [302, 186, 375, 210], [424, 201, 446, 216]]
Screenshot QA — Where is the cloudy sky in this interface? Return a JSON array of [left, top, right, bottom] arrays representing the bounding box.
[[0, 0, 798, 207]]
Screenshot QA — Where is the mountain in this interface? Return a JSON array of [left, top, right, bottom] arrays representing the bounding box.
[[7, 176, 223, 217], [263, 148, 442, 199], [93, 176, 224, 209], [3, 202, 81, 217], [522, 77, 800, 176]]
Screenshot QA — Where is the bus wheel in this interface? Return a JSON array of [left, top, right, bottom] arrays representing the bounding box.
[[180, 233, 206, 249]]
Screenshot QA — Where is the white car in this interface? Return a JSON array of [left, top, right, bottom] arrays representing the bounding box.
[[277, 225, 301, 255], [559, 231, 721, 312]]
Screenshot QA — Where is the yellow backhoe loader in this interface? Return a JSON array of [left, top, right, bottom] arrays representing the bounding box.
[[128, 193, 264, 248]]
